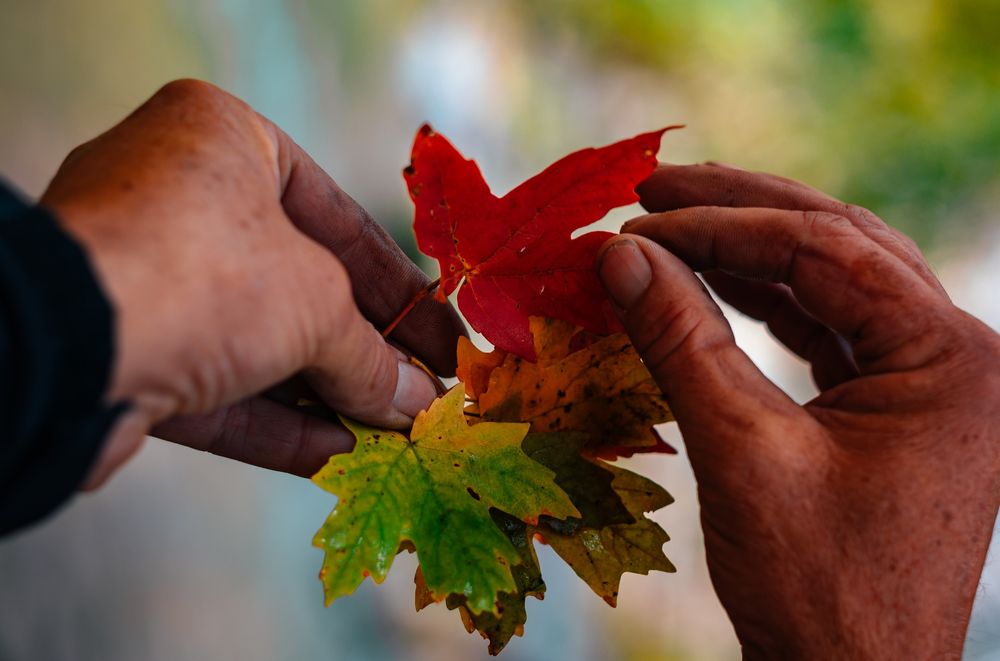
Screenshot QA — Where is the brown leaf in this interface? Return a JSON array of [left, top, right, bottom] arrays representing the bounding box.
[[537, 463, 676, 606], [461, 317, 676, 457]]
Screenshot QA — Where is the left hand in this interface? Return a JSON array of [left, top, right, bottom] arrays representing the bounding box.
[[42, 80, 464, 486]]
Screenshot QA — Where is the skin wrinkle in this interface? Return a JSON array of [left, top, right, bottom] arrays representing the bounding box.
[[639, 165, 947, 299], [635, 207, 938, 373], [26, 80, 1000, 658], [210, 398, 251, 461], [603, 162, 1000, 659], [43, 79, 458, 482]]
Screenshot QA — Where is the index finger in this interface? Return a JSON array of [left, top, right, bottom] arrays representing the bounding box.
[[624, 207, 948, 374], [637, 163, 946, 295]]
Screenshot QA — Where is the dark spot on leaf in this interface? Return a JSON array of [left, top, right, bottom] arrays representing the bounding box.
[[467, 487, 481, 501]]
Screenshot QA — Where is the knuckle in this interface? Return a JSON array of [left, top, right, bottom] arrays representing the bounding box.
[[635, 302, 726, 378], [843, 204, 886, 230], [886, 229, 927, 266], [347, 334, 398, 409], [154, 78, 224, 105], [799, 210, 855, 237], [210, 400, 252, 458], [147, 79, 259, 137], [845, 204, 926, 258], [894, 231, 922, 255], [62, 139, 97, 168]]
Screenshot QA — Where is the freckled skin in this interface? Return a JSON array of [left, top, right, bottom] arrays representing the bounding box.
[[41, 79, 465, 486], [601, 163, 1000, 660]]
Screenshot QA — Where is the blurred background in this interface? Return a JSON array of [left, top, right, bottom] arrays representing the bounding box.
[[2, 1, 999, 659]]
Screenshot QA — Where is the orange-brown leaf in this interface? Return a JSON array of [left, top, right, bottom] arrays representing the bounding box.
[[456, 338, 505, 400], [537, 463, 676, 606], [461, 317, 675, 457]]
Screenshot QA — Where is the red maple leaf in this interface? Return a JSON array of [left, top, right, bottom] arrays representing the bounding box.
[[405, 125, 675, 360]]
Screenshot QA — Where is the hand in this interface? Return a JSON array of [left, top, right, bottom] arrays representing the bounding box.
[[597, 163, 1000, 658], [42, 80, 464, 487]]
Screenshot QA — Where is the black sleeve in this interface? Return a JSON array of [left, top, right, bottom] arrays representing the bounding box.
[[0, 180, 124, 536]]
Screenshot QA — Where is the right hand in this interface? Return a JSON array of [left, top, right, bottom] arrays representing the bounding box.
[[597, 163, 1000, 658], [43, 80, 464, 486]]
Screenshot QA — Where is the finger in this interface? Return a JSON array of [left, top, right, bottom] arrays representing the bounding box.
[[702, 271, 859, 390], [596, 235, 804, 469], [153, 396, 356, 478], [81, 411, 150, 491], [267, 123, 465, 375], [305, 262, 440, 428], [637, 163, 946, 295], [624, 208, 946, 373]]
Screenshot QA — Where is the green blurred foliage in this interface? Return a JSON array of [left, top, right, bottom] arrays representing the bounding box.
[[4, 0, 997, 250], [512, 0, 1000, 246]]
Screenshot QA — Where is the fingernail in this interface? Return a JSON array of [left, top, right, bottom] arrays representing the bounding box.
[[393, 360, 437, 419], [598, 238, 652, 309], [620, 216, 644, 233]]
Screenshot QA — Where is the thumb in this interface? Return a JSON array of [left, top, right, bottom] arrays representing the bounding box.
[[305, 289, 439, 429], [596, 235, 797, 458]]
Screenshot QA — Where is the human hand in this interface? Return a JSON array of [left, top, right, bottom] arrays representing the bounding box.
[[597, 163, 1000, 658], [42, 80, 464, 487]]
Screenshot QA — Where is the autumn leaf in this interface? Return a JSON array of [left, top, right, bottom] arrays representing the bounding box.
[[517, 432, 674, 605], [462, 317, 676, 457], [539, 460, 676, 606], [312, 386, 578, 614], [406, 125, 676, 359], [310, 123, 684, 654], [456, 336, 505, 400], [416, 510, 545, 655], [416, 433, 674, 652]]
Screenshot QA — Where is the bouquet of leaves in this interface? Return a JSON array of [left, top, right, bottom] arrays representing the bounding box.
[[310, 124, 681, 654]]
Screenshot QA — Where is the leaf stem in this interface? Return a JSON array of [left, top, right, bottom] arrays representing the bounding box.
[[381, 278, 441, 339], [408, 354, 448, 397]]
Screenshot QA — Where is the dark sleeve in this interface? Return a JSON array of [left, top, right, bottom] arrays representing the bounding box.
[[0, 180, 124, 536]]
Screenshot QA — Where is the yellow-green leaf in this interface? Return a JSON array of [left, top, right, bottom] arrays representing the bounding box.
[[312, 386, 578, 614], [416, 511, 545, 655]]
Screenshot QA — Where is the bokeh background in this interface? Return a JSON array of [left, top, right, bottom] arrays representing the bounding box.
[[2, 1, 999, 660]]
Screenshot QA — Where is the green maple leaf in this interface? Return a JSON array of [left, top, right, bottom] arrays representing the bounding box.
[[416, 510, 545, 655], [419, 433, 675, 654], [312, 386, 579, 614]]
